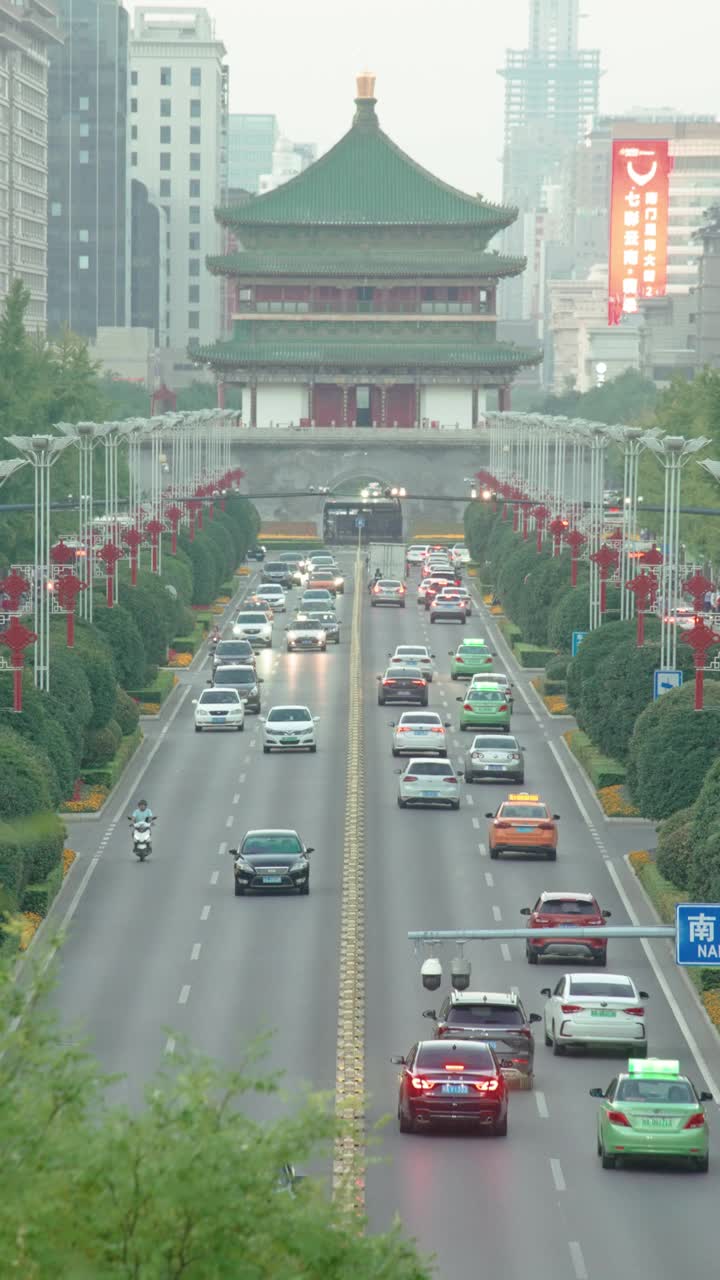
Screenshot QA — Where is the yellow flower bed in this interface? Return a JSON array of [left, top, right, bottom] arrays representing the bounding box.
[[543, 694, 568, 714], [61, 786, 109, 814], [483, 594, 494, 605], [62, 848, 76, 877], [702, 990, 720, 1029], [490, 605, 504, 616], [211, 604, 225, 615], [235, 566, 250, 575], [628, 849, 652, 870], [168, 652, 193, 668], [216, 595, 231, 605], [597, 785, 640, 818], [140, 702, 161, 715], [19, 912, 42, 951]]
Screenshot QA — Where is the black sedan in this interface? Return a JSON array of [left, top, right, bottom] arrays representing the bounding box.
[[391, 1040, 508, 1134], [247, 544, 266, 561], [377, 665, 428, 706], [212, 638, 256, 674], [229, 828, 312, 896]]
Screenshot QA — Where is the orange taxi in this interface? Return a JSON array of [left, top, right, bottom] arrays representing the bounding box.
[[245, 596, 274, 620], [307, 570, 344, 595], [485, 794, 560, 862]]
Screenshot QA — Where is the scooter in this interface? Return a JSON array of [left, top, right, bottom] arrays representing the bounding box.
[[209, 626, 221, 653], [129, 816, 156, 861]]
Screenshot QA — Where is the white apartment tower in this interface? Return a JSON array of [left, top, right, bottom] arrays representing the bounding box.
[[0, 0, 62, 332], [129, 6, 227, 353]]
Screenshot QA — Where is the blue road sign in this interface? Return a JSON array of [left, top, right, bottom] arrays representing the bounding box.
[[653, 669, 683, 700], [355, 516, 366, 529], [571, 631, 588, 657], [676, 903, 720, 966]]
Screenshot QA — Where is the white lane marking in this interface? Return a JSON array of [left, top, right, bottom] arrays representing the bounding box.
[[200, 905, 211, 921], [225, 815, 234, 828], [218, 841, 227, 857], [178, 984, 191, 1005], [165, 1036, 176, 1055], [465, 793, 474, 806], [472, 817, 480, 829], [478, 842, 487, 856], [535, 1091, 549, 1118], [190, 943, 201, 961], [549, 1158, 566, 1192], [243, 755, 251, 764], [500, 943, 512, 963], [492, 904, 502, 922], [606, 859, 720, 1099], [484, 871, 494, 887], [568, 1242, 588, 1280], [238, 773, 246, 784], [210, 870, 219, 885], [232, 792, 241, 804]]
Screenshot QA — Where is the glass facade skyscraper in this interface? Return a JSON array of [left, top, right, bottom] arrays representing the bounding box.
[[227, 114, 279, 193]]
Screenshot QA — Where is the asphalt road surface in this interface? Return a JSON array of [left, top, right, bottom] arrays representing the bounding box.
[[54, 548, 720, 1280]]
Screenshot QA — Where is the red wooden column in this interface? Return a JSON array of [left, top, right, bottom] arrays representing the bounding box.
[[498, 386, 511, 411]]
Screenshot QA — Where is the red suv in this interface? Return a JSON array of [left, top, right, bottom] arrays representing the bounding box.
[[520, 892, 611, 967]]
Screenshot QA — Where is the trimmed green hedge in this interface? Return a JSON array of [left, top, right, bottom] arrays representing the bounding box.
[[170, 636, 199, 655], [21, 862, 63, 918], [515, 643, 557, 669], [81, 727, 143, 791], [565, 729, 626, 789], [0, 813, 65, 907], [543, 679, 567, 696], [627, 683, 720, 820], [498, 620, 522, 649], [127, 670, 176, 706]]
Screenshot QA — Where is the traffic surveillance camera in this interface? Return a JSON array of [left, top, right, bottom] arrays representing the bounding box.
[[421, 957, 443, 991], [451, 956, 472, 991]]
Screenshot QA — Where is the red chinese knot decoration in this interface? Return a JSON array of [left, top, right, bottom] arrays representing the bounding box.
[[0, 616, 37, 711], [680, 619, 720, 711], [97, 541, 123, 608]]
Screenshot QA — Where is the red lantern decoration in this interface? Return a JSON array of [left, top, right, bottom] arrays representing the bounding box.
[[0, 616, 37, 711], [144, 519, 165, 574], [55, 571, 86, 647], [533, 504, 550, 554], [122, 527, 144, 586], [0, 569, 31, 613], [50, 540, 76, 569], [186, 499, 203, 543], [97, 541, 123, 608], [640, 546, 663, 568], [165, 504, 183, 555], [680, 619, 720, 711], [625, 571, 658, 647], [683, 571, 714, 616], [548, 517, 569, 557], [564, 528, 586, 588], [590, 544, 620, 616]]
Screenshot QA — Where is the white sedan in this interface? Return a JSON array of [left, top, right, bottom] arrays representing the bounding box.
[[261, 705, 319, 753], [397, 758, 461, 809], [256, 584, 287, 612], [541, 973, 649, 1056], [390, 710, 449, 757], [193, 686, 245, 732], [285, 618, 327, 651], [451, 544, 471, 564], [388, 644, 436, 681]]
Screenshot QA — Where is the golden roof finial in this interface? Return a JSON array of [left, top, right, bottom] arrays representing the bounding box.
[[356, 71, 376, 101]]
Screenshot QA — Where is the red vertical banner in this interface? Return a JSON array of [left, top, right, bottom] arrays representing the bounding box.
[[608, 140, 671, 325]]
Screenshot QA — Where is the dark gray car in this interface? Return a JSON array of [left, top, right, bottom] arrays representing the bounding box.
[[263, 560, 296, 589], [212, 663, 263, 713], [212, 638, 256, 674], [464, 733, 524, 783], [423, 990, 541, 1089]]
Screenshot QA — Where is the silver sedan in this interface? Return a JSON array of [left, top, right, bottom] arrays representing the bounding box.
[[390, 710, 450, 757]]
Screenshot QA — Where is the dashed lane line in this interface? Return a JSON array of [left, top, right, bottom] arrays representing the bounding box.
[[165, 1036, 176, 1056], [568, 1242, 589, 1280], [238, 773, 246, 784], [535, 1091, 549, 1119], [225, 815, 234, 828], [484, 872, 494, 887], [549, 1158, 566, 1192], [492, 904, 502, 922], [210, 871, 219, 886], [472, 817, 480, 830], [200, 905, 211, 921], [478, 842, 487, 856], [190, 943, 201, 961], [178, 985, 191, 1005], [217, 841, 227, 858], [500, 943, 512, 963]]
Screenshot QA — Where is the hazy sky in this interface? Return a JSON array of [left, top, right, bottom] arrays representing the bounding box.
[[128, 0, 720, 201]]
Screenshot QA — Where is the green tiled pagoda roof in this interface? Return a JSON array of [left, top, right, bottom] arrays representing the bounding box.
[[216, 96, 516, 230], [206, 251, 526, 280], [195, 334, 541, 371]]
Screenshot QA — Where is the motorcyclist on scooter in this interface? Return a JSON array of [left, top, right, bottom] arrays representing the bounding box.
[[130, 799, 154, 824]]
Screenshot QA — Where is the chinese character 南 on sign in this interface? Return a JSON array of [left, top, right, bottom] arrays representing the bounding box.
[[608, 140, 671, 325]]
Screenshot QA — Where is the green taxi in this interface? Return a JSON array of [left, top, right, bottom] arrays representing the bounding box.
[[449, 639, 495, 680], [591, 1059, 712, 1172], [457, 682, 511, 732]]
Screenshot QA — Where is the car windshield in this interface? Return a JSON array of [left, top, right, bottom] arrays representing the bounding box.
[[236, 613, 268, 623], [258, 584, 283, 593], [501, 804, 546, 819], [216, 642, 252, 658], [303, 591, 329, 599], [200, 689, 240, 705], [265, 564, 288, 573], [290, 621, 321, 631], [378, 580, 401, 588], [446, 1005, 525, 1027], [215, 667, 255, 684], [397, 648, 427, 657], [472, 736, 516, 750], [242, 833, 303, 855], [416, 1043, 495, 1070], [568, 980, 635, 998], [400, 714, 441, 726], [407, 762, 453, 776], [459, 645, 488, 656], [540, 899, 595, 915], [267, 708, 311, 723], [615, 1079, 694, 1104], [467, 690, 504, 703], [308, 612, 336, 624], [386, 667, 424, 679]]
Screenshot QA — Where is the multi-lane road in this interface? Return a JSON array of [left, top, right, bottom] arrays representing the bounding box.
[[54, 547, 720, 1279]]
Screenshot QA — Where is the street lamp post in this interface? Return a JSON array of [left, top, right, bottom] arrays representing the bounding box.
[[605, 425, 650, 620]]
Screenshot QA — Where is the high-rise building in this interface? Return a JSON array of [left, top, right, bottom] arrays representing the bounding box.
[[130, 6, 228, 352], [47, 0, 129, 338], [130, 178, 163, 344], [0, 0, 62, 333], [227, 114, 278, 193], [258, 135, 317, 195], [695, 209, 720, 371]]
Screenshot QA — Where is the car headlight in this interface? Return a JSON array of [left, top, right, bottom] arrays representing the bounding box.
[[235, 858, 253, 872], [290, 860, 307, 873], [334, 577, 344, 586]]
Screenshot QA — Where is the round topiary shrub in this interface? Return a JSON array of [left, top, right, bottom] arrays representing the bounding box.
[[545, 656, 570, 682], [83, 718, 122, 767], [114, 686, 140, 737], [656, 818, 694, 890], [77, 650, 118, 730], [628, 683, 720, 820], [0, 729, 53, 821], [93, 604, 146, 690]]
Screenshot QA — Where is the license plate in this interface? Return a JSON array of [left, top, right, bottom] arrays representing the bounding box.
[[516, 825, 534, 832], [213, 716, 227, 723], [591, 1009, 616, 1017], [414, 729, 429, 735], [442, 1083, 468, 1095], [422, 791, 441, 797], [281, 736, 299, 744], [641, 1118, 673, 1128], [262, 875, 282, 884]]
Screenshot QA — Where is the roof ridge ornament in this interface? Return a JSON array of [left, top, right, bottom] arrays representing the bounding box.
[[354, 71, 378, 128], [356, 71, 376, 100]]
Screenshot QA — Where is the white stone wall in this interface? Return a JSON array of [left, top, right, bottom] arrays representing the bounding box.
[[255, 383, 306, 429], [420, 386, 473, 430]]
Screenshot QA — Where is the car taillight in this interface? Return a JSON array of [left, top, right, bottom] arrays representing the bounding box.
[[444, 1063, 465, 1072], [684, 1112, 706, 1130], [383, 679, 396, 685], [412, 679, 426, 686], [463, 703, 473, 711], [517, 1027, 532, 1039], [560, 1004, 583, 1014], [494, 820, 511, 828], [397, 726, 411, 733], [532, 916, 552, 928], [431, 727, 444, 734], [538, 822, 554, 830], [443, 776, 457, 784], [456, 656, 464, 664], [473, 1078, 500, 1092], [606, 1110, 630, 1127], [498, 704, 508, 712], [411, 1077, 435, 1091], [404, 775, 418, 783], [623, 1007, 645, 1016]]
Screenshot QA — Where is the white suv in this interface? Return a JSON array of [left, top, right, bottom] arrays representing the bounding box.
[[256, 584, 287, 612], [233, 609, 272, 648]]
